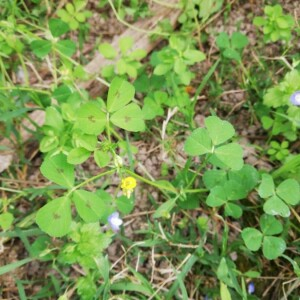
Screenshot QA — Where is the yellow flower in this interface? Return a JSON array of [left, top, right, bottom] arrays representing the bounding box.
[[121, 177, 137, 198]]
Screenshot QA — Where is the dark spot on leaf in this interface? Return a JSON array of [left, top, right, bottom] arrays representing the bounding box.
[[116, 91, 120, 99], [86, 201, 91, 209], [125, 116, 131, 123], [88, 115, 96, 123], [57, 168, 64, 174], [53, 213, 61, 219]]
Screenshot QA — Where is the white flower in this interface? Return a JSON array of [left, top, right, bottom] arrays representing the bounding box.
[[107, 212, 123, 232]]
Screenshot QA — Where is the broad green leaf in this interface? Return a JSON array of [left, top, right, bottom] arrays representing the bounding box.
[[205, 116, 235, 145], [203, 170, 227, 189], [56, 40, 76, 57], [253, 16, 266, 26], [31, 40, 52, 58], [206, 186, 227, 207], [259, 214, 283, 235], [224, 179, 247, 200], [216, 32, 230, 49], [73, 132, 97, 151], [49, 18, 69, 37], [40, 153, 74, 188], [153, 64, 172, 76], [223, 48, 240, 61], [184, 128, 212, 156], [40, 136, 59, 153], [94, 150, 111, 168], [53, 84, 72, 103], [110, 103, 145, 132], [276, 179, 300, 205], [231, 32, 249, 49], [75, 102, 106, 135], [228, 164, 259, 192], [128, 49, 147, 60], [142, 96, 164, 120], [215, 143, 244, 170], [263, 195, 290, 218], [44, 106, 64, 132], [36, 197, 72, 237], [262, 236, 286, 260], [67, 147, 90, 164], [0, 212, 13, 230], [119, 36, 133, 54], [258, 174, 275, 198], [99, 43, 117, 59], [116, 195, 134, 214], [107, 77, 135, 112], [72, 190, 106, 222], [183, 49, 206, 63], [224, 202, 242, 219], [241, 228, 263, 251]]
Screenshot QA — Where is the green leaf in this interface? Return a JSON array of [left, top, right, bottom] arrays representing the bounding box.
[[253, 16, 266, 26], [98, 43, 117, 59], [94, 150, 111, 168], [205, 116, 235, 145], [36, 197, 72, 237], [30, 40, 52, 58], [216, 32, 230, 49], [67, 147, 90, 164], [128, 49, 147, 60], [276, 179, 300, 205], [49, 18, 69, 37], [241, 228, 263, 251], [40, 136, 59, 153], [220, 282, 232, 300], [231, 32, 249, 49], [263, 195, 290, 218], [44, 106, 64, 132], [142, 96, 164, 120], [215, 143, 244, 170], [153, 64, 172, 75], [75, 102, 106, 135], [183, 49, 206, 63], [153, 198, 176, 219], [72, 190, 106, 222], [228, 164, 259, 192], [110, 103, 145, 132], [262, 236, 286, 260], [206, 186, 227, 207], [224, 202, 242, 218], [259, 214, 283, 235], [107, 77, 135, 112], [116, 195, 134, 214], [258, 174, 275, 198], [56, 40, 76, 57], [223, 180, 247, 200], [203, 170, 227, 189], [184, 128, 212, 156], [53, 84, 72, 103], [223, 48, 241, 61], [119, 36, 133, 54], [40, 153, 74, 188], [0, 212, 14, 230]]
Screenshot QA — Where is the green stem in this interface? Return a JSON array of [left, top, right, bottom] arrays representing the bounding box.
[[124, 169, 208, 195], [0, 86, 50, 94], [66, 169, 116, 197]]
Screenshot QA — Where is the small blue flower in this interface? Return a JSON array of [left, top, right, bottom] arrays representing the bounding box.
[[290, 91, 300, 106], [108, 212, 123, 232], [248, 282, 255, 295]]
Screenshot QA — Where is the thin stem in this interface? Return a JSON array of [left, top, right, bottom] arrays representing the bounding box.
[[107, 0, 170, 37], [66, 169, 116, 197]]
